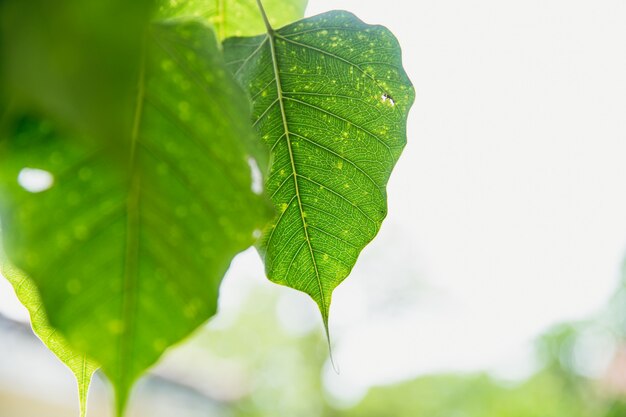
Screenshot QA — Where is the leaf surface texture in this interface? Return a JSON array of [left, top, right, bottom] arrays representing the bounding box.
[[224, 11, 414, 327]]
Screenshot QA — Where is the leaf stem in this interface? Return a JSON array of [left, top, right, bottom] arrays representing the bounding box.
[[255, 0, 273, 33], [217, 0, 225, 40]]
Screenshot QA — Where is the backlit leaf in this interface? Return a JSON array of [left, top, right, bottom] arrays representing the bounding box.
[[158, 0, 308, 41], [0, 20, 272, 415], [224, 11, 414, 330], [0, 256, 98, 417]]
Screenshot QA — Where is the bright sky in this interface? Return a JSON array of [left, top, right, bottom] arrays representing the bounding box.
[[300, 0, 626, 403], [1, 0, 626, 407]]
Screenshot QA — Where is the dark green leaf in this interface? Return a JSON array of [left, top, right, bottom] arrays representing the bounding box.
[[224, 11, 414, 330], [0, 20, 272, 415], [0, 0, 155, 143]]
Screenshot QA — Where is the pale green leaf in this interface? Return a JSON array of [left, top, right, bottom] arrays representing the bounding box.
[[158, 0, 308, 41], [0, 20, 272, 415], [0, 257, 97, 417], [224, 10, 414, 329]]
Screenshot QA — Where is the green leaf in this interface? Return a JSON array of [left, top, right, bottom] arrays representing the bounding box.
[[0, 20, 272, 415], [0, 0, 155, 143], [224, 10, 414, 330], [158, 0, 308, 41], [0, 257, 97, 417]]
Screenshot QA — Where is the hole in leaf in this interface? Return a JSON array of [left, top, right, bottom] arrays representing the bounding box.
[[18, 168, 54, 193], [247, 157, 263, 195], [381, 93, 396, 106]]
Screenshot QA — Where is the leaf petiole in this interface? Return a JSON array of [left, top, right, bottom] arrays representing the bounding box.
[[255, 0, 274, 33]]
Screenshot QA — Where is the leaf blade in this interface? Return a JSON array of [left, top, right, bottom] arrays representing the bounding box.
[[224, 11, 414, 327], [0, 19, 272, 415], [158, 0, 308, 41], [0, 259, 98, 417]]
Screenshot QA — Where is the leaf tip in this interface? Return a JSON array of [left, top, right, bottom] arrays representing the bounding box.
[[328, 339, 340, 375], [320, 308, 340, 375], [114, 388, 131, 417]]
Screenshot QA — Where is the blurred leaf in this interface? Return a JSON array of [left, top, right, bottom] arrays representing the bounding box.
[[0, 20, 272, 416], [605, 401, 626, 417], [224, 10, 414, 329], [340, 372, 597, 417], [158, 0, 308, 41], [0, 0, 155, 144], [0, 258, 97, 417]]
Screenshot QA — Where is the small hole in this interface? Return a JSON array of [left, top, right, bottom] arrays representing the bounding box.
[[247, 157, 263, 195], [18, 168, 54, 193], [381, 93, 396, 106]]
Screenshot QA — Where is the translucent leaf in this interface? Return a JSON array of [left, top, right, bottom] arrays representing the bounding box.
[[158, 0, 308, 41], [224, 10, 414, 331], [0, 20, 272, 416], [0, 257, 98, 417]]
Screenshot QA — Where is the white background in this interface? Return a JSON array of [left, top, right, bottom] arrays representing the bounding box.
[[302, 0, 626, 403]]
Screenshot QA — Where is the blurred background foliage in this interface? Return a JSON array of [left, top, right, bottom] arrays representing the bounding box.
[[2, 258, 626, 416]]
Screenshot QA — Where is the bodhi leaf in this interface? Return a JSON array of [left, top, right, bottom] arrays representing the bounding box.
[[158, 0, 308, 41], [0, 20, 272, 416], [0, 256, 97, 417], [224, 8, 414, 332]]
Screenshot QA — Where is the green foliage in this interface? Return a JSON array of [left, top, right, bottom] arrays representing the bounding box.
[[0, 258, 97, 417], [224, 9, 414, 328], [0, 0, 412, 415], [111, 285, 624, 417], [0, 0, 155, 143], [159, 0, 308, 41], [337, 371, 605, 417], [0, 20, 271, 416]]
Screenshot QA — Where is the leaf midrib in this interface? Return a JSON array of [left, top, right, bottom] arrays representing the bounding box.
[[79, 354, 89, 417], [118, 40, 146, 400], [264, 27, 329, 322]]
